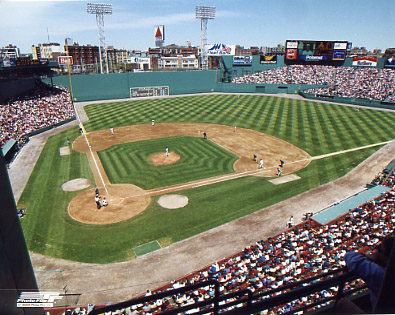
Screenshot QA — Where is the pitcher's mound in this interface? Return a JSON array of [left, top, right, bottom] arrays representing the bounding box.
[[62, 178, 91, 191], [158, 194, 189, 209], [150, 152, 180, 165]]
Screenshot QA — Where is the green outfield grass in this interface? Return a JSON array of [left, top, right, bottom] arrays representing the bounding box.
[[18, 94, 395, 263]]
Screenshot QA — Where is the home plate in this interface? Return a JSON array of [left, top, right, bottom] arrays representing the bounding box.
[[60, 146, 70, 156], [269, 174, 301, 185]]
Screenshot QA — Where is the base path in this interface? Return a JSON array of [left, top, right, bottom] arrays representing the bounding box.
[[69, 123, 311, 224]]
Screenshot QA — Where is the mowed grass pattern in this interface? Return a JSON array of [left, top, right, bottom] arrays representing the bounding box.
[[19, 94, 395, 263], [98, 136, 238, 189]]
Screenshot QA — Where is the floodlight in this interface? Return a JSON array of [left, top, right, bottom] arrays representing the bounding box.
[[195, 6, 216, 70], [195, 6, 215, 19], [87, 3, 113, 74]]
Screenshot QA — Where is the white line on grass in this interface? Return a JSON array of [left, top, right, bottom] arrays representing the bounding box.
[[68, 77, 109, 195]]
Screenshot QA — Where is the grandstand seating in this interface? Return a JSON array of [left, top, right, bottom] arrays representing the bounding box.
[[232, 65, 395, 103], [0, 81, 75, 147], [47, 164, 395, 314]]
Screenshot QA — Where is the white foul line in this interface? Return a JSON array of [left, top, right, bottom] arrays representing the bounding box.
[[68, 80, 109, 195]]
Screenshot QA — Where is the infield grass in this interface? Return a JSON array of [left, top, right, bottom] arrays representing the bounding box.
[[19, 94, 395, 263], [97, 136, 238, 189]]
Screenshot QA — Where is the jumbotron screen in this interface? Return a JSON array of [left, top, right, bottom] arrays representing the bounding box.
[[285, 40, 349, 61]]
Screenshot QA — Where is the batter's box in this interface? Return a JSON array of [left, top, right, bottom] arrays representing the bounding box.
[[269, 174, 301, 185], [133, 240, 162, 257]]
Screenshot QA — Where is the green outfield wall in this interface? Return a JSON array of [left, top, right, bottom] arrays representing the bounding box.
[[48, 71, 218, 102], [215, 82, 325, 94]]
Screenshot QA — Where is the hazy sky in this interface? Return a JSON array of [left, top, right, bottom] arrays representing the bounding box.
[[1, 0, 394, 54]]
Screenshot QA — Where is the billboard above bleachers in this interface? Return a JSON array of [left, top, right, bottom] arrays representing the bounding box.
[[285, 40, 349, 61]]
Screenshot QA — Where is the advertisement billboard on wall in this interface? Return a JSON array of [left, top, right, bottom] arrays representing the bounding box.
[[352, 57, 378, 67], [332, 50, 346, 60], [260, 55, 277, 64], [58, 56, 73, 65], [385, 57, 395, 67], [206, 43, 235, 55], [286, 41, 298, 49], [2, 60, 16, 67], [286, 49, 297, 60], [233, 55, 252, 65]]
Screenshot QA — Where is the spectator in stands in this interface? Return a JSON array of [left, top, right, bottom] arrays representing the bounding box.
[[343, 234, 394, 310], [233, 65, 395, 103], [0, 81, 74, 147], [80, 164, 395, 315]]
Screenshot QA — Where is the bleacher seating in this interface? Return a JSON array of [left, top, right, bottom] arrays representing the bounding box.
[[232, 65, 395, 103]]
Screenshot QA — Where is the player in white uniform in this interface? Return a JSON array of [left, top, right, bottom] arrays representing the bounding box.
[[259, 159, 264, 169], [165, 147, 169, 157]]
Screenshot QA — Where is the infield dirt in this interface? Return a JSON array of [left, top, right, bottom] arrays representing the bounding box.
[[69, 123, 311, 224]]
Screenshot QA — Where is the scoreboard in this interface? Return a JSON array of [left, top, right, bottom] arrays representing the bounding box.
[[285, 40, 349, 61]]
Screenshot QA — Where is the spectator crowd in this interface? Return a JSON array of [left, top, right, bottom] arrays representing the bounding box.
[[59, 164, 395, 314], [232, 65, 395, 103], [0, 81, 75, 147]]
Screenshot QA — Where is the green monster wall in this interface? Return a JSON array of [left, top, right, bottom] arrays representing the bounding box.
[[49, 71, 218, 102]]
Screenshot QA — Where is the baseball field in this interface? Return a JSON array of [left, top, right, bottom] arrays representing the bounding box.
[[18, 94, 395, 263]]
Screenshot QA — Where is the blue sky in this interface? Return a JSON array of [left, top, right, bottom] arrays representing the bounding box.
[[1, 0, 394, 54]]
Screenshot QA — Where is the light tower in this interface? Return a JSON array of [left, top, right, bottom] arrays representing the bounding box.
[[87, 2, 113, 74], [195, 6, 215, 70]]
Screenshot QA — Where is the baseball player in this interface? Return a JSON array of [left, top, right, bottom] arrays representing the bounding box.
[[110, 128, 114, 135], [165, 147, 169, 157], [287, 216, 293, 228], [277, 167, 282, 177], [203, 132, 207, 139], [259, 159, 264, 169], [279, 159, 284, 168], [152, 119, 155, 126], [253, 154, 257, 162]]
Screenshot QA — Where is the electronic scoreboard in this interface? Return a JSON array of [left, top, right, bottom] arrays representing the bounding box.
[[285, 40, 349, 61]]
